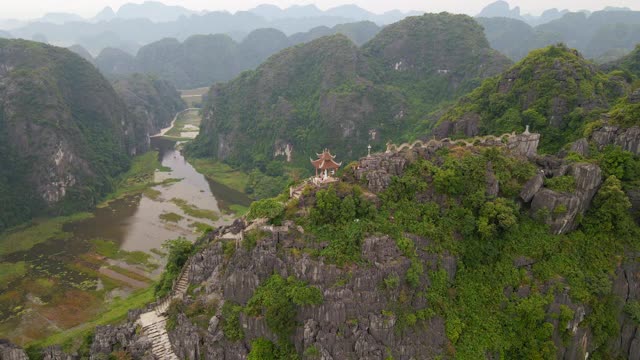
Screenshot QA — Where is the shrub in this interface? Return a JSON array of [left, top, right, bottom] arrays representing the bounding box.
[[248, 338, 277, 360], [155, 238, 193, 299], [247, 198, 285, 222], [221, 301, 244, 341], [246, 274, 323, 339], [544, 175, 576, 193], [406, 259, 423, 288], [383, 274, 400, 290]]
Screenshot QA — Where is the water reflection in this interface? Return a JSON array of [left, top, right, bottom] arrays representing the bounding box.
[[68, 137, 250, 253]]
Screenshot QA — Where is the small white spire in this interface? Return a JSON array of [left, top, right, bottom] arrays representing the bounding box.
[[367, 144, 372, 157], [524, 125, 530, 135]]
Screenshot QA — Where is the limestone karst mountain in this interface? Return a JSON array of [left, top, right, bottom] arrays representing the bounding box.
[[94, 22, 382, 89], [434, 44, 629, 152], [0, 39, 183, 231], [190, 13, 511, 171]]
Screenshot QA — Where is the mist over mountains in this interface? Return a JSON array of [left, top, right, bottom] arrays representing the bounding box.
[[90, 21, 381, 88], [0, 1, 418, 55]]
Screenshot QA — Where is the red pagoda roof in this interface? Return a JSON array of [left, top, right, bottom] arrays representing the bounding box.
[[311, 149, 342, 170]]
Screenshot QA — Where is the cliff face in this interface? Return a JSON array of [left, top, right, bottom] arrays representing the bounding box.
[[113, 73, 186, 152], [0, 39, 164, 231], [67, 126, 639, 360]]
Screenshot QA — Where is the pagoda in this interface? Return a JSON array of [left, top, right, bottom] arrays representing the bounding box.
[[310, 149, 342, 182]]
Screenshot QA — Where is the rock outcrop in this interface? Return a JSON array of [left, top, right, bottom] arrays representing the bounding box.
[[591, 125, 640, 155], [90, 323, 151, 359], [0, 340, 28, 360], [112, 74, 186, 152], [528, 163, 603, 234], [167, 227, 449, 360], [357, 131, 541, 193]]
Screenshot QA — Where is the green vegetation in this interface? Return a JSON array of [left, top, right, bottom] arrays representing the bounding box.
[[159, 212, 184, 223], [143, 188, 162, 200], [596, 146, 640, 189], [609, 92, 640, 128], [187, 158, 249, 194], [242, 229, 269, 251], [26, 287, 154, 354], [163, 109, 201, 138], [155, 238, 194, 298], [188, 13, 509, 178], [247, 198, 285, 222], [267, 144, 640, 357], [188, 221, 212, 233], [0, 213, 93, 256], [544, 175, 577, 193], [0, 262, 27, 290], [0, 39, 185, 232], [106, 265, 151, 283], [247, 338, 298, 360], [167, 298, 218, 331], [170, 198, 219, 221], [102, 151, 165, 203], [91, 239, 156, 270], [246, 274, 323, 339], [221, 301, 244, 341], [229, 204, 250, 216], [437, 44, 627, 153], [612, 44, 640, 78]]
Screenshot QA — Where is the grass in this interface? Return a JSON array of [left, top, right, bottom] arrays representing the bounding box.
[[143, 188, 162, 201], [91, 239, 157, 270], [159, 212, 184, 223], [0, 213, 93, 256], [100, 151, 175, 205], [0, 262, 27, 290], [107, 266, 151, 283], [188, 222, 213, 233], [170, 198, 219, 221], [187, 158, 249, 194], [164, 110, 201, 138], [229, 204, 250, 216], [27, 287, 155, 350]]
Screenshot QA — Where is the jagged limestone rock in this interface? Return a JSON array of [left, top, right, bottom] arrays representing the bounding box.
[[591, 125, 640, 155], [530, 163, 603, 234], [0, 340, 29, 360], [520, 172, 545, 202]]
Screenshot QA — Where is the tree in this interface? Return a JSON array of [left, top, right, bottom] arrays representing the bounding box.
[[477, 198, 518, 239], [584, 176, 634, 237]]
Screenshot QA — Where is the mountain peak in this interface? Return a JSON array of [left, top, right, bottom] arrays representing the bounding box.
[[477, 1, 521, 18]]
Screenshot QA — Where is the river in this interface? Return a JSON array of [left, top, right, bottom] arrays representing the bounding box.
[[0, 111, 251, 344]]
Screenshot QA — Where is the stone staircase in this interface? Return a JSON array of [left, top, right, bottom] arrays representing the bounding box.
[[137, 259, 192, 359]]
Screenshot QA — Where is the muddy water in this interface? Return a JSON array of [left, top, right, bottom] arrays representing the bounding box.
[[65, 137, 249, 253], [0, 129, 251, 343]]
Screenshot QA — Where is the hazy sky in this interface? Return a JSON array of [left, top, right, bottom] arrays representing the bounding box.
[[2, 0, 639, 19]]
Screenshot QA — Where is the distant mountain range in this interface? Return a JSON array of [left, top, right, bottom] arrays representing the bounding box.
[[90, 21, 382, 89], [479, 6, 640, 61], [1, 2, 417, 56], [476, 0, 634, 26]]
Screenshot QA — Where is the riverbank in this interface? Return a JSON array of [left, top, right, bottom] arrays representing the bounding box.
[[156, 108, 201, 141], [0, 109, 251, 347]]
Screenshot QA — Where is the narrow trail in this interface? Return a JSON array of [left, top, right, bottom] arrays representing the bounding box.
[[152, 108, 200, 138], [136, 259, 191, 359]]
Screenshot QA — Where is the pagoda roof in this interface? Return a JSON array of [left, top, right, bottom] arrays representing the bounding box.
[[311, 149, 342, 170]]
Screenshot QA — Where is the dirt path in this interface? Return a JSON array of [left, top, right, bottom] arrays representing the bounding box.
[[152, 108, 199, 138]]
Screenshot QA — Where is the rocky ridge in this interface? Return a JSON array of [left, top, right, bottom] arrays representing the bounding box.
[[191, 13, 511, 170]]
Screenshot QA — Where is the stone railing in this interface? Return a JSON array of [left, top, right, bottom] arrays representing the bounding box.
[[385, 130, 540, 158]]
